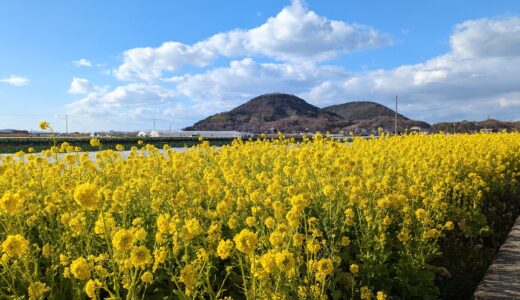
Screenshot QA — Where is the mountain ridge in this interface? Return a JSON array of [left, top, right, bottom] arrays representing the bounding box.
[[184, 93, 429, 132]]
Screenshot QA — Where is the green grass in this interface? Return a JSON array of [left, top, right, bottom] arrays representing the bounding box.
[[0, 136, 235, 153]]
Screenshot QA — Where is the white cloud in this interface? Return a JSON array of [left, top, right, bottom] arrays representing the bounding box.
[[113, 0, 390, 81], [170, 58, 346, 106], [450, 17, 520, 58], [67, 82, 177, 117], [72, 59, 93, 67], [162, 17, 520, 122], [68, 77, 97, 94], [300, 17, 520, 121], [69, 15, 520, 129], [1, 75, 29, 87]]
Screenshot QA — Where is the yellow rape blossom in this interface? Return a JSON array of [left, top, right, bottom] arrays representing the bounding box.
[[70, 257, 91, 280], [1, 234, 29, 258], [28, 282, 50, 300], [234, 229, 258, 255], [112, 229, 135, 252], [130, 245, 152, 268], [217, 239, 234, 260], [73, 183, 99, 210]]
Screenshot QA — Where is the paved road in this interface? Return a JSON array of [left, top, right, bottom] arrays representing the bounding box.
[[474, 215, 520, 299]]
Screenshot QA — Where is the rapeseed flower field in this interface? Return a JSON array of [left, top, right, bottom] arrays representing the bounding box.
[[1, 126, 520, 299]]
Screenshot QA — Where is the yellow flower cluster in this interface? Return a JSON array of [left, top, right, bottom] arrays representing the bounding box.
[[1, 131, 520, 299]]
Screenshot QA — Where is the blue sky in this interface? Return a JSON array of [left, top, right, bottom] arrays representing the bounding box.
[[1, 0, 520, 132]]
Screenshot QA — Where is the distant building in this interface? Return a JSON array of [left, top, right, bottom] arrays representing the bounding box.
[[0, 129, 30, 136], [91, 131, 138, 137], [140, 130, 254, 138], [410, 126, 422, 132], [480, 128, 493, 133]]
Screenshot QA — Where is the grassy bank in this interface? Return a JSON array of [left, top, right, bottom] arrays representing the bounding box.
[[0, 137, 235, 153]]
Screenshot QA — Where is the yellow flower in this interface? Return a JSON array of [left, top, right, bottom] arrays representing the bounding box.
[[264, 217, 276, 229], [292, 233, 304, 247], [132, 217, 143, 226], [341, 236, 351, 247], [398, 230, 410, 242], [94, 213, 116, 236], [415, 208, 428, 220], [70, 257, 91, 280], [90, 138, 101, 147], [316, 258, 334, 281], [116, 144, 124, 151], [0, 191, 23, 214], [153, 247, 168, 271], [227, 215, 238, 229], [269, 231, 285, 247], [28, 282, 50, 300], [38, 121, 50, 130], [422, 228, 440, 240], [112, 187, 128, 205], [68, 216, 84, 236], [112, 229, 135, 252], [180, 263, 197, 296], [246, 216, 256, 227], [42, 244, 51, 258], [234, 229, 258, 255], [95, 265, 108, 277], [85, 279, 98, 299], [361, 286, 372, 300], [141, 271, 153, 284], [444, 221, 454, 230], [183, 218, 203, 240], [254, 253, 275, 278], [134, 228, 147, 241], [350, 263, 359, 274], [322, 184, 335, 197], [306, 239, 321, 254], [217, 239, 234, 260], [73, 183, 99, 210], [130, 245, 152, 268], [377, 291, 388, 300], [275, 250, 295, 272], [1, 234, 29, 257]]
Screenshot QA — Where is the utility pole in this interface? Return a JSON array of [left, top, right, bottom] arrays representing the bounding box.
[[153, 119, 156, 131], [65, 114, 69, 135], [394, 95, 398, 135]]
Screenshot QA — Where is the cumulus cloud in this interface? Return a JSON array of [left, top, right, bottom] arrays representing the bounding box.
[[68, 77, 97, 94], [1, 75, 29, 87], [72, 59, 93, 67], [158, 17, 520, 123], [300, 17, 520, 121], [113, 0, 390, 81], [69, 14, 520, 128], [67, 83, 177, 117], [169, 58, 346, 106]]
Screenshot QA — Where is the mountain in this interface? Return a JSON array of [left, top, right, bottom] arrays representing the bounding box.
[[430, 119, 520, 133], [184, 93, 429, 133], [322, 101, 430, 130], [321, 101, 408, 121], [184, 93, 351, 132]]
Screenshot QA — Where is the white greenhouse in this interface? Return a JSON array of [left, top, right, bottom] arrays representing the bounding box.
[[141, 130, 253, 138]]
